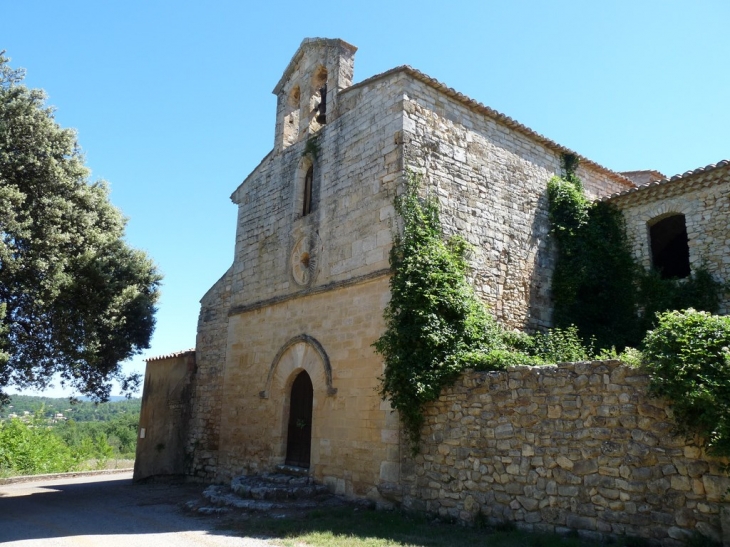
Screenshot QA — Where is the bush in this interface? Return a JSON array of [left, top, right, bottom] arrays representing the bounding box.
[[0, 415, 77, 476], [642, 309, 730, 457], [530, 326, 593, 363], [464, 349, 542, 370]]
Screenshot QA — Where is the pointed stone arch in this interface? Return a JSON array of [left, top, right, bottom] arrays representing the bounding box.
[[259, 334, 336, 399]]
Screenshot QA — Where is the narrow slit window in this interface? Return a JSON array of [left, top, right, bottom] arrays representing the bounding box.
[[649, 214, 690, 279], [302, 165, 313, 216]]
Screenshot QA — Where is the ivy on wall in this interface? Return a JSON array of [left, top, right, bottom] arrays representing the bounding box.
[[375, 172, 602, 451], [373, 172, 502, 451], [377, 162, 728, 454], [548, 155, 727, 349]]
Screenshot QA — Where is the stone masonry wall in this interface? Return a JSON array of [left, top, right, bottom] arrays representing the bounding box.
[[187, 270, 232, 479], [227, 72, 402, 312], [399, 76, 631, 330], [612, 165, 730, 315], [400, 361, 729, 546], [216, 276, 399, 501]]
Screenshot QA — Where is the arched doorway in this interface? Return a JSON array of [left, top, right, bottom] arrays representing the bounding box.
[[285, 371, 313, 468]]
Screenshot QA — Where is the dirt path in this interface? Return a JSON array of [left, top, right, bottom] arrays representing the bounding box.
[[0, 472, 273, 546]]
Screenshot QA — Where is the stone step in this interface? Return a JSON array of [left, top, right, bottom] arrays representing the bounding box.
[[201, 485, 314, 512], [188, 475, 376, 517], [275, 464, 309, 477], [229, 473, 331, 501]]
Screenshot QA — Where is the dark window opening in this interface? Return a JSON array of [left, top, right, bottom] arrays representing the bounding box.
[[285, 371, 313, 468], [302, 165, 313, 216], [650, 214, 690, 279], [315, 83, 327, 124]]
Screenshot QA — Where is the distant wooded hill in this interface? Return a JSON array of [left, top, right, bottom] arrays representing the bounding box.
[[1, 395, 141, 422]]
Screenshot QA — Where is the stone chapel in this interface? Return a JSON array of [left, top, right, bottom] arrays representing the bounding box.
[[134, 38, 730, 511]]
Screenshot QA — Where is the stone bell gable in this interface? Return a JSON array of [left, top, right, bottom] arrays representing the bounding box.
[[273, 38, 357, 151]]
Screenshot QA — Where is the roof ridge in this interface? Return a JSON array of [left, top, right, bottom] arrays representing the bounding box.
[[602, 159, 730, 201], [343, 65, 635, 188], [146, 348, 196, 362]]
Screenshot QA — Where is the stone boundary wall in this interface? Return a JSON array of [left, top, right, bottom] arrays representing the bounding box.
[[400, 361, 729, 546]]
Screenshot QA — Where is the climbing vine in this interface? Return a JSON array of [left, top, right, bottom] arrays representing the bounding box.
[[377, 161, 728, 455], [375, 172, 602, 452], [373, 172, 502, 452], [548, 154, 726, 349], [548, 158, 639, 349], [302, 137, 321, 160]]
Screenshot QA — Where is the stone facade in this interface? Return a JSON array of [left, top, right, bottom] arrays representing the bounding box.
[[400, 361, 729, 546], [185, 38, 636, 489], [135, 37, 730, 542], [398, 75, 628, 329]]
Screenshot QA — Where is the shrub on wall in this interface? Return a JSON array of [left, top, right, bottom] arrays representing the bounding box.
[[642, 309, 730, 458]]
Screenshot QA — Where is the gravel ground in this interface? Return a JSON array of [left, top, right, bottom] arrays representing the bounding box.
[[0, 471, 275, 546]]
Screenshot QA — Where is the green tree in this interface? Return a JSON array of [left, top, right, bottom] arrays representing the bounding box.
[[0, 412, 77, 475], [0, 53, 161, 403]]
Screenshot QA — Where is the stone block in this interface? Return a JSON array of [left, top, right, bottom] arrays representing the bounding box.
[[572, 460, 598, 475], [556, 456, 574, 470]]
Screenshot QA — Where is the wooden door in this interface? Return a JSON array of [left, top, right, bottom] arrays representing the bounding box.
[[285, 371, 313, 468]]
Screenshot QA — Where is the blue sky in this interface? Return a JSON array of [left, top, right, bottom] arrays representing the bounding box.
[[3, 1, 729, 397]]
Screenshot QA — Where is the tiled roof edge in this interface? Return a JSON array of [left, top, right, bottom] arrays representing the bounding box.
[[342, 66, 635, 189], [146, 349, 196, 362], [602, 159, 730, 202]]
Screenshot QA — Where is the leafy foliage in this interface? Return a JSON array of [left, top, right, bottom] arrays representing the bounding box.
[[376, 173, 608, 451], [0, 394, 140, 420], [374, 173, 502, 451], [0, 413, 77, 475], [56, 412, 139, 459], [547, 156, 726, 349], [302, 137, 321, 160], [0, 400, 139, 477], [637, 267, 727, 334], [642, 309, 730, 458], [548, 175, 639, 349], [0, 53, 161, 401]]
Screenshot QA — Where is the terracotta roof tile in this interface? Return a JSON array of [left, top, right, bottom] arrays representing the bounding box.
[[602, 159, 730, 202], [146, 349, 195, 362]]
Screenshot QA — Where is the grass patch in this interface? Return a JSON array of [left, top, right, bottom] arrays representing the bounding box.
[[222, 507, 603, 547]]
